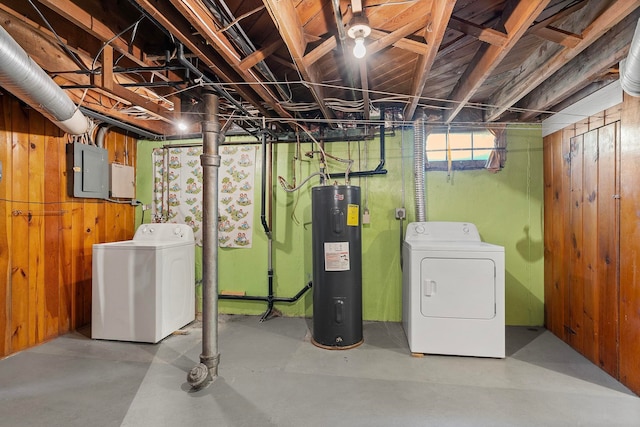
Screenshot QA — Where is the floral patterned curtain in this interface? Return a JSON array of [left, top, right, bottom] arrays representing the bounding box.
[[152, 145, 257, 248]]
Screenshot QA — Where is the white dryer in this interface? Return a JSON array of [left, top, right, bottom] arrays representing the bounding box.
[[402, 222, 505, 358], [92, 223, 195, 343]]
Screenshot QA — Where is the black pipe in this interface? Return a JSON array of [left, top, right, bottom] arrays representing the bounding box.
[[79, 106, 161, 140], [328, 106, 388, 179], [217, 127, 313, 321], [260, 127, 270, 236], [219, 281, 312, 303], [176, 44, 246, 114]]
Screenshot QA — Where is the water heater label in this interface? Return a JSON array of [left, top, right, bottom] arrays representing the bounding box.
[[346, 204, 359, 226], [324, 242, 350, 271]]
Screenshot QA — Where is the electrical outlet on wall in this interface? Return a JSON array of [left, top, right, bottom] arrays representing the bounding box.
[[362, 208, 370, 224]]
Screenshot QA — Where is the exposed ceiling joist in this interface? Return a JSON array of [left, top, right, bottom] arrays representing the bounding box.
[[518, 10, 638, 121], [35, 0, 174, 84], [367, 18, 427, 57], [368, 29, 427, 55], [404, 0, 456, 121], [0, 5, 176, 133], [484, 0, 640, 122], [263, 0, 334, 121], [444, 0, 551, 123], [169, 0, 292, 119], [448, 16, 508, 46], [132, 0, 272, 118]]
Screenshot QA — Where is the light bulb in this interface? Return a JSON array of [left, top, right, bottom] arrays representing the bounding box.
[[177, 121, 188, 131], [353, 36, 366, 59]]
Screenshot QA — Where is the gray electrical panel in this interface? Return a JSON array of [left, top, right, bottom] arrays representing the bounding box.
[[66, 142, 109, 199]]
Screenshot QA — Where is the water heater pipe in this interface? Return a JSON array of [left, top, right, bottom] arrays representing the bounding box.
[[188, 91, 221, 389], [327, 106, 387, 179], [218, 120, 312, 320], [621, 18, 640, 97], [413, 116, 426, 222], [0, 24, 89, 135]]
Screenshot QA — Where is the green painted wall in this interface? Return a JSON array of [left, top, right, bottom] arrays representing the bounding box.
[[136, 125, 544, 325]]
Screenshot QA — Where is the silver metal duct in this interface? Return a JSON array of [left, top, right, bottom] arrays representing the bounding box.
[[187, 91, 221, 389], [0, 24, 89, 135], [413, 118, 426, 222], [621, 18, 640, 97]]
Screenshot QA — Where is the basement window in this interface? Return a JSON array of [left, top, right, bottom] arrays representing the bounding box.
[[426, 128, 496, 170]]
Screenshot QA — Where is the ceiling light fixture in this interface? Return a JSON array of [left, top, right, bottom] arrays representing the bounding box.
[[347, 15, 371, 59]]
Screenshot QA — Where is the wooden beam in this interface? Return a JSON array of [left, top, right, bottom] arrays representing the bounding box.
[[404, 0, 456, 121], [367, 18, 428, 57], [448, 16, 508, 46], [100, 45, 114, 91], [518, 11, 638, 121], [485, 0, 640, 122], [530, 0, 588, 31], [368, 29, 427, 55], [531, 26, 582, 48], [443, 0, 551, 123], [303, 36, 337, 67], [0, 7, 175, 130], [170, 0, 293, 119], [239, 38, 281, 71], [263, 0, 334, 121], [132, 0, 273, 118], [35, 0, 174, 83]]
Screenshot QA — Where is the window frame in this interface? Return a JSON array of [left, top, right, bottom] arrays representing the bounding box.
[[425, 127, 495, 171]]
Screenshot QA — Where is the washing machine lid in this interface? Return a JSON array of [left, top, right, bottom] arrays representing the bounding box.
[[93, 240, 194, 250], [133, 223, 195, 243]]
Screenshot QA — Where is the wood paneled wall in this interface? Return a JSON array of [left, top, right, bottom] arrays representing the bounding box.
[[544, 94, 640, 396], [0, 95, 137, 358]]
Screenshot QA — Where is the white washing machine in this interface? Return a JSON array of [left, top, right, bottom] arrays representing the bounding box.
[[92, 223, 195, 343], [402, 222, 505, 358]]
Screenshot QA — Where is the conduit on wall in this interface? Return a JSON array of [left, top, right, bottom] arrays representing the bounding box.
[[0, 24, 89, 135], [413, 116, 426, 222]]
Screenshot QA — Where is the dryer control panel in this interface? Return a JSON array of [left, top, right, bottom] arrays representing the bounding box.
[[405, 221, 481, 243]]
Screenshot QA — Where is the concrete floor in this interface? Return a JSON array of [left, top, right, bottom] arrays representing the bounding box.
[[0, 315, 638, 427]]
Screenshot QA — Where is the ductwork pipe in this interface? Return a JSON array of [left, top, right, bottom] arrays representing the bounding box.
[[413, 117, 426, 222], [0, 25, 89, 135], [621, 18, 640, 97], [188, 91, 221, 390]]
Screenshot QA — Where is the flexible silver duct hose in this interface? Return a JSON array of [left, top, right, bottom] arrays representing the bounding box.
[[621, 18, 640, 97], [413, 118, 426, 222], [0, 25, 89, 135]]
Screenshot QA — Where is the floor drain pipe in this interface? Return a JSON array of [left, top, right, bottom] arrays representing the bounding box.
[[413, 115, 426, 222], [188, 91, 221, 389]]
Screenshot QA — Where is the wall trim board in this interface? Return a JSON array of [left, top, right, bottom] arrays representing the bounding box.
[[542, 81, 623, 137]]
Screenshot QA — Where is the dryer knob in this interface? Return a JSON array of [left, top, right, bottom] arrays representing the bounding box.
[[415, 225, 425, 234], [463, 226, 469, 234]]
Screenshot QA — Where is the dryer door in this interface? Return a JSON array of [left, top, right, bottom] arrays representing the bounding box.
[[420, 257, 496, 319]]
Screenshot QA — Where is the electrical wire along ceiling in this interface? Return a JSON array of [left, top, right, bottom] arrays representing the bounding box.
[[0, 0, 637, 137]]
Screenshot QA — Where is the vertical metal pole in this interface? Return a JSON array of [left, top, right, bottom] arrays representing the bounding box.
[[188, 91, 220, 389]]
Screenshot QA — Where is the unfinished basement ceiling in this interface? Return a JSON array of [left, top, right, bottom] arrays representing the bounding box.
[[0, 0, 637, 137]]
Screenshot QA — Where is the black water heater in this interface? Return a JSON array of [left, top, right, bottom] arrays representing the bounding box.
[[311, 185, 362, 349]]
